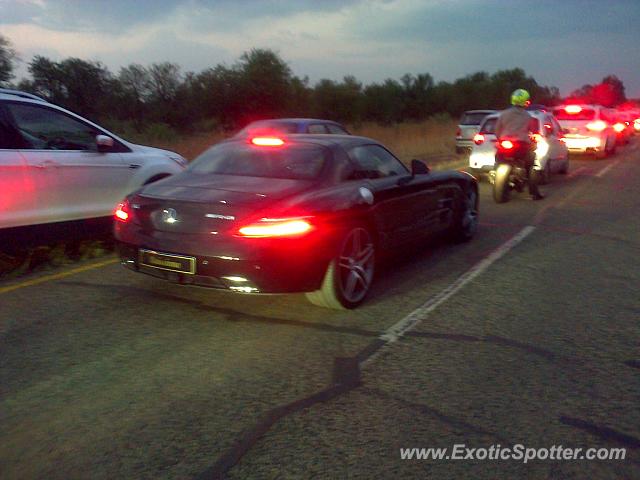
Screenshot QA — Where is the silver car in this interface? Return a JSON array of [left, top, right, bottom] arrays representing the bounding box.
[[468, 110, 569, 184], [456, 110, 497, 154], [550, 104, 618, 158], [0, 89, 187, 231]]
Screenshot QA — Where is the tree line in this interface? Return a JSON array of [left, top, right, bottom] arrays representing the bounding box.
[[0, 34, 630, 135]]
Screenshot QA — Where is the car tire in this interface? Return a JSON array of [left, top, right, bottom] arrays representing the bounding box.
[[450, 187, 478, 243], [597, 140, 610, 159], [305, 225, 375, 309], [540, 162, 551, 185], [558, 156, 569, 174]]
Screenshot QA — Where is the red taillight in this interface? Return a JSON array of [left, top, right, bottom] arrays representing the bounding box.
[[586, 120, 607, 132], [115, 202, 129, 222], [238, 217, 313, 238], [473, 133, 484, 145], [613, 122, 625, 133], [500, 140, 514, 150], [565, 105, 582, 114], [251, 137, 285, 147], [456, 128, 461, 137]]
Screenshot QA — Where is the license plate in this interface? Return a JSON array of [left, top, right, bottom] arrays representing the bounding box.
[[139, 249, 196, 274]]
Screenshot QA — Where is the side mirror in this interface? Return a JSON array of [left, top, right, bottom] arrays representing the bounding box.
[[411, 159, 430, 175], [96, 134, 114, 152]]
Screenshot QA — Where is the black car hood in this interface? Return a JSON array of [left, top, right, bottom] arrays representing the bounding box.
[[140, 172, 314, 206]]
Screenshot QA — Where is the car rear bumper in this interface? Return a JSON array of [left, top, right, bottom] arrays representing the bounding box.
[[563, 136, 604, 153], [115, 225, 337, 293], [469, 151, 495, 171]]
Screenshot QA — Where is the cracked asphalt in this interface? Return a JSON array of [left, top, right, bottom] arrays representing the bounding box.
[[1, 141, 639, 479]]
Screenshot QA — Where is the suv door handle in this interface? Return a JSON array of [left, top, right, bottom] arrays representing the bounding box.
[[129, 164, 141, 169]]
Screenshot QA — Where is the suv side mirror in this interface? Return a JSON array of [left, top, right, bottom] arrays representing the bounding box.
[[96, 134, 114, 152], [411, 159, 430, 175]]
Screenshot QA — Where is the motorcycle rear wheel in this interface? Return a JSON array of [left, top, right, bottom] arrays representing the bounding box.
[[493, 163, 512, 203]]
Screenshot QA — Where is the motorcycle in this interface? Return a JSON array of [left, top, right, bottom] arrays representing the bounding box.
[[491, 138, 540, 203]]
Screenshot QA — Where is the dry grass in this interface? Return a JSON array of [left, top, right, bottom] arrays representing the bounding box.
[[142, 118, 461, 168], [350, 118, 459, 163], [147, 130, 228, 161]]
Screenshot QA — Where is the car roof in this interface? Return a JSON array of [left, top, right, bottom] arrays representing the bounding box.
[[479, 110, 550, 128], [462, 110, 497, 114], [245, 118, 345, 126], [0, 88, 48, 102], [224, 133, 375, 149], [552, 104, 606, 110]]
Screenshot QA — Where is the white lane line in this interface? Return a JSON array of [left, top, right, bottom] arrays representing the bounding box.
[[362, 225, 536, 366], [595, 160, 620, 178]]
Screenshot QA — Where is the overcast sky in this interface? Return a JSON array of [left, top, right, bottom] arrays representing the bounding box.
[[2, 0, 639, 98]]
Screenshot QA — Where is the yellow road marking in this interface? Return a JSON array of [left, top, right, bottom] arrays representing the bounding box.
[[0, 258, 118, 295]]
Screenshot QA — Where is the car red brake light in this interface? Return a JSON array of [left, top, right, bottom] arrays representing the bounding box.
[[565, 105, 582, 114], [586, 120, 607, 132], [251, 137, 285, 147], [500, 140, 514, 150], [613, 122, 625, 133], [473, 133, 484, 145], [114, 202, 130, 222], [238, 217, 313, 238]]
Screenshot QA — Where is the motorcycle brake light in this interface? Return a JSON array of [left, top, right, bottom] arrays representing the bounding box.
[[500, 140, 514, 150]]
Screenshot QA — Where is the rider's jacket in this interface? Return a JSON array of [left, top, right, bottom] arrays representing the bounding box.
[[495, 106, 538, 142]]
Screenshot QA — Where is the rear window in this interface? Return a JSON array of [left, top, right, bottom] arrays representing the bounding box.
[[460, 112, 492, 126], [188, 142, 327, 180], [479, 118, 498, 134], [553, 108, 596, 121]]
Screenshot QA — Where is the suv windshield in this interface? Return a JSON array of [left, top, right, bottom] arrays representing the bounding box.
[[460, 112, 492, 125], [189, 142, 327, 180], [553, 108, 596, 121]]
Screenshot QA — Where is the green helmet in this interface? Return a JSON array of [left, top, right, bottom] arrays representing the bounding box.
[[511, 88, 531, 107]]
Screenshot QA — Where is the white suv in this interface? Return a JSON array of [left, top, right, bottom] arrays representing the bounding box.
[[551, 104, 617, 158], [0, 89, 186, 230]]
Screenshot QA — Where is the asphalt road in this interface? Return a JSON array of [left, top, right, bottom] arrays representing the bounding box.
[[1, 142, 639, 479]]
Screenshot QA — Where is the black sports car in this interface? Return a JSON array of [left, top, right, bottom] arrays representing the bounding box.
[[114, 134, 478, 309]]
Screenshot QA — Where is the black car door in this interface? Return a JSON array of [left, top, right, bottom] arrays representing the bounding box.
[[347, 144, 437, 248]]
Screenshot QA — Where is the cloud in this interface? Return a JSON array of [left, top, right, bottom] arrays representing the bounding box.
[[1, 0, 639, 96]]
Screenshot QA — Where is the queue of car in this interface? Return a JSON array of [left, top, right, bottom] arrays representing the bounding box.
[[1, 87, 637, 309], [462, 104, 638, 183]]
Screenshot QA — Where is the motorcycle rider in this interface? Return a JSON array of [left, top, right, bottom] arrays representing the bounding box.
[[495, 88, 544, 200]]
